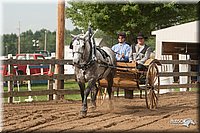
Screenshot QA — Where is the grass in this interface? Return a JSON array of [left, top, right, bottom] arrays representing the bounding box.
[[64, 80, 80, 90], [64, 94, 81, 100], [3, 79, 79, 91]]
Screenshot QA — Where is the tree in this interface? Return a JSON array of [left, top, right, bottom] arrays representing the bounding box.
[[64, 27, 82, 46], [20, 30, 34, 53], [2, 33, 18, 55], [66, 2, 198, 44], [2, 28, 82, 56]]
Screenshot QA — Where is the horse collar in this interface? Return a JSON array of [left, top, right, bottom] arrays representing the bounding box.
[[77, 59, 96, 70]]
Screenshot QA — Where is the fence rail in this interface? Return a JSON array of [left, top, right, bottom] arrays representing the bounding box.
[[3, 74, 75, 81], [1, 58, 199, 103], [159, 60, 199, 65], [3, 89, 80, 97]]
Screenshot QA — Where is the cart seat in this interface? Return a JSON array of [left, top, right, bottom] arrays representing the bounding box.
[[99, 62, 138, 89]]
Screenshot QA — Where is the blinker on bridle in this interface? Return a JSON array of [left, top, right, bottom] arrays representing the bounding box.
[[72, 38, 86, 58]]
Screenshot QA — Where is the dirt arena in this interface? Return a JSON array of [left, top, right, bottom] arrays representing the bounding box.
[[2, 91, 199, 133]]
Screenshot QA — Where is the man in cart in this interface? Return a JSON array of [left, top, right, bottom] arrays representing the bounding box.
[[111, 32, 131, 98], [111, 32, 131, 62], [129, 32, 152, 71]]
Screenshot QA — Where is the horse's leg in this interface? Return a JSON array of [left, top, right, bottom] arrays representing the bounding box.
[[78, 82, 85, 103], [90, 83, 99, 110], [81, 78, 96, 117]]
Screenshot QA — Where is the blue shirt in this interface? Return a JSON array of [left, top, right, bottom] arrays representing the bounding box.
[[111, 42, 131, 62]]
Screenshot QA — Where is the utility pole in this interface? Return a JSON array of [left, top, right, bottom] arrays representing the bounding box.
[[55, 0, 65, 100], [44, 30, 47, 51], [17, 21, 21, 54]]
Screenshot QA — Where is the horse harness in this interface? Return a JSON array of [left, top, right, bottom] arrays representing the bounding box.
[[76, 47, 111, 70]]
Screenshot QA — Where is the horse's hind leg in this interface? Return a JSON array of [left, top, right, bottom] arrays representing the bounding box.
[[81, 78, 96, 117], [107, 74, 113, 100], [107, 74, 114, 110]]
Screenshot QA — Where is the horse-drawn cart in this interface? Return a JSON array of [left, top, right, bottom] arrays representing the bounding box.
[[70, 26, 162, 116], [98, 59, 161, 109]]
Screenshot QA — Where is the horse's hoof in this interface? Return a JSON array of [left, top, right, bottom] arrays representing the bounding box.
[[80, 111, 87, 118], [90, 105, 96, 111]]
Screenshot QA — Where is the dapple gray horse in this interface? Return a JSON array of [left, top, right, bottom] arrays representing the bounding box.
[[70, 30, 116, 117]]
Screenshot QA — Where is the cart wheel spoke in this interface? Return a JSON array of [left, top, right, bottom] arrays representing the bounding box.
[[152, 91, 158, 108], [150, 90, 154, 109], [152, 75, 158, 84]]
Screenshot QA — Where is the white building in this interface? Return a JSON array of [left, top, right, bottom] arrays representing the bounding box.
[[152, 21, 199, 92], [64, 45, 74, 74], [152, 21, 199, 59]]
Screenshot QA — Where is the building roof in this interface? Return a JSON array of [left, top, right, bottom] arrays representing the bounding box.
[[152, 21, 199, 43]]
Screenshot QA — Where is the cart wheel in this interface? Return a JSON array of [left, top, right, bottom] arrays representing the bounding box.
[[145, 63, 160, 109], [96, 86, 107, 106]]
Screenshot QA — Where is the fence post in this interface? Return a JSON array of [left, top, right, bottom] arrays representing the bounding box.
[[187, 63, 191, 91], [48, 58, 55, 101], [7, 55, 14, 103], [24, 54, 33, 102]]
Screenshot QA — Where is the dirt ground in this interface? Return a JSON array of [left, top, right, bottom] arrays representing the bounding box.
[[2, 91, 199, 133]]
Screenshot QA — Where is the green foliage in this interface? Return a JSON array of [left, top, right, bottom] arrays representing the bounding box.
[[66, 2, 198, 44], [2, 29, 82, 56], [146, 36, 156, 50], [2, 33, 18, 55]]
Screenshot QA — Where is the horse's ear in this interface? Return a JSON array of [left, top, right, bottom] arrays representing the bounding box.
[[83, 31, 89, 39], [91, 29, 98, 38], [71, 34, 76, 38], [69, 41, 73, 49]]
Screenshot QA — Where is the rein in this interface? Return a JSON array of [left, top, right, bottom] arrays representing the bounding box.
[[75, 59, 95, 70]]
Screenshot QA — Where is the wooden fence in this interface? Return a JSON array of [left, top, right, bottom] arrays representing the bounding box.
[[1, 58, 199, 103], [159, 60, 199, 89]]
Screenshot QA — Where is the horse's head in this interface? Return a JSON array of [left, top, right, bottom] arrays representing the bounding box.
[[70, 32, 89, 65]]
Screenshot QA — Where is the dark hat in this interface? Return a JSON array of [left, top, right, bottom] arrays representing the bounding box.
[[117, 32, 126, 38], [137, 32, 147, 39]]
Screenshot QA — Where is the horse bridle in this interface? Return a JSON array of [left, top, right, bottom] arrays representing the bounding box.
[[71, 37, 95, 70], [71, 38, 85, 58]]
